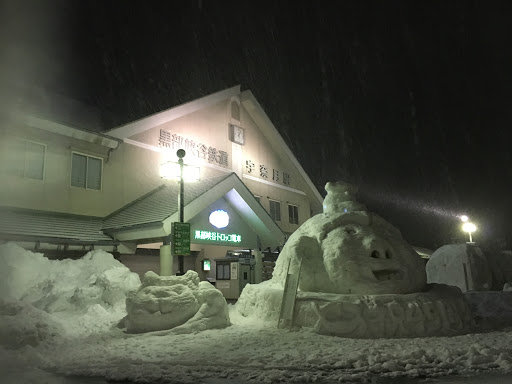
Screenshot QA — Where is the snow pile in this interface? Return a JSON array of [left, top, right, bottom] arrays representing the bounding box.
[[0, 242, 141, 346], [124, 270, 230, 334], [505, 283, 512, 291], [426, 244, 493, 291], [0, 300, 61, 349], [273, 181, 427, 295]]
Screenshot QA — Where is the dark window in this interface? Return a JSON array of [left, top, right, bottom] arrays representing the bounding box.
[[269, 200, 281, 221], [7, 140, 45, 180], [71, 153, 102, 190], [288, 205, 299, 225], [216, 264, 230, 280]]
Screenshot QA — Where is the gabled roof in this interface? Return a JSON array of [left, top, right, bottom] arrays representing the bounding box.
[[102, 172, 286, 247], [102, 84, 323, 213], [0, 207, 113, 244], [106, 85, 241, 139]]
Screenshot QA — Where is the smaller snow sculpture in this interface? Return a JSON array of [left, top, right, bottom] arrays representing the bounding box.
[[426, 244, 493, 292], [124, 270, 230, 334], [427, 245, 512, 292]]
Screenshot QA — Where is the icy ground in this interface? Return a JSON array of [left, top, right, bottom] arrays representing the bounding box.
[[1, 243, 512, 383]]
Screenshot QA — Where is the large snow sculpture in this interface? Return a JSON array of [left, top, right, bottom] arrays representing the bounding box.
[[235, 182, 473, 338], [273, 181, 427, 294], [124, 270, 230, 334]]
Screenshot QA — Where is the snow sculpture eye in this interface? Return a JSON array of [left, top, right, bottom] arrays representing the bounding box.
[[345, 227, 357, 235]]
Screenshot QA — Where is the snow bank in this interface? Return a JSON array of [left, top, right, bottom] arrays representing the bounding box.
[[426, 244, 493, 291], [124, 270, 230, 334], [0, 243, 141, 346]]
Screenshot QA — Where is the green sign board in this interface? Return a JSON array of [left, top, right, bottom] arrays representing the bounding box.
[[194, 230, 241, 243], [172, 222, 190, 255]]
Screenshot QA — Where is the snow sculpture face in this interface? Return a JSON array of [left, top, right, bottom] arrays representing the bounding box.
[[273, 182, 427, 295]]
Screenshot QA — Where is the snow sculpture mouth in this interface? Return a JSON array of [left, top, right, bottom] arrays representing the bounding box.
[[372, 269, 404, 281]]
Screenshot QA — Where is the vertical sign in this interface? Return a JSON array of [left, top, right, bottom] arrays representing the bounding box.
[[230, 262, 238, 280], [172, 222, 190, 255]]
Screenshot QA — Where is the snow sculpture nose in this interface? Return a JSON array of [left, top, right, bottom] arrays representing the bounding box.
[[370, 248, 393, 259], [368, 239, 393, 260]]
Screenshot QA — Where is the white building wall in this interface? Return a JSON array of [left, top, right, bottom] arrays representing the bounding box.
[[0, 94, 316, 236]]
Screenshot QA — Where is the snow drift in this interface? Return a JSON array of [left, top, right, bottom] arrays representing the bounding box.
[[0, 242, 141, 347]]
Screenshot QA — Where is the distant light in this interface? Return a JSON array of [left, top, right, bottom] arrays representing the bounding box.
[[160, 162, 200, 181], [462, 222, 476, 233], [460, 215, 469, 222], [209, 210, 229, 228], [344, 208, 348, 213]]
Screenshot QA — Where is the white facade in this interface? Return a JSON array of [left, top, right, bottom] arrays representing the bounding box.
[[0, 85, 323, 279]]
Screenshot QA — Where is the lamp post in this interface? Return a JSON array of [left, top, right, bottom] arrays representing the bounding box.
[[159, 149, 200, 276], [176, 149, 185, 274]]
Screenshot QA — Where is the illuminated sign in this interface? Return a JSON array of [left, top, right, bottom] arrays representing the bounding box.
[[194, 230, 241, 243], [159, 130, 229, 168], [209, 210, 229, 229], [202, 259, 211, 271]]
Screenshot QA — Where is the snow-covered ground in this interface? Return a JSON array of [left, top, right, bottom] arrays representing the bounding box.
[[1, 243, 512, 384]]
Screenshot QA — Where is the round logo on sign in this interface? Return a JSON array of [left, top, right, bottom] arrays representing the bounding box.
[[209, 210, 229, 229]]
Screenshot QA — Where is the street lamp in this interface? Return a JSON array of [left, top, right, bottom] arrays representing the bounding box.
[[462, 222, 476, 243], [460, 215, 469, 223], [159, 149, 200, 275]]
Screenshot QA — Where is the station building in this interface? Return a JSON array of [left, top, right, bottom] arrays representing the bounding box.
[[0, 85, 323, 291]]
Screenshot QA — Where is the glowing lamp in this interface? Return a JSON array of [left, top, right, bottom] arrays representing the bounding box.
[[460, 215, 469, 222], [209, 210, 229, 228], [462, 222, 477, 243], [160, 162, 200, 181]]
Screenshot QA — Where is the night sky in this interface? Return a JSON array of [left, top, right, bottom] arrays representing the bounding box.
[[2, 1, 512, 250]]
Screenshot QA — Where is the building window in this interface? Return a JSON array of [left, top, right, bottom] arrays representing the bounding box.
[[7, 139, 46, 180], [216, 264, 231, 280], [269, 199, 281, 222], [71, 152, 102, 190], [288, 204, 299, 225]]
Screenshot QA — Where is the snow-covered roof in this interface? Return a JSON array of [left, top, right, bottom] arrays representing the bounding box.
[[102, 173, 234, 231], [103, 172, 286, 246], [0, 207, 113, 244]]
